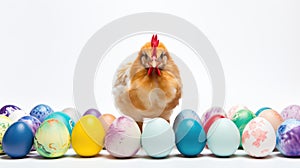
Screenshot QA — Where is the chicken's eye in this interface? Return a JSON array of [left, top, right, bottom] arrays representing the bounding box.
[[140, 54, 150, 68]]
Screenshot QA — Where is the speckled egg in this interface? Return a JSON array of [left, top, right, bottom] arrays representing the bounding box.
[[18, 115, 41, 135], [258, 109, 284, 131], [207, 118, 240, 157], [281, 105, 300, 120], [201, 107, 226, 126], [9, 110, 28, 123], [105, 116, 141, 158], [227, 105, 248, 120], [0, 116, 12, 154], [276, 119, 300, 157], [255, 107, 271, 116], [0, 105, 21, 117], [34, 118, 70, 158], [30, 104, 54, 122], [44, 112, 75, 135], [83, 108, 101, 118], [173, 109, 201, 132], [141, 118, 175, 158], [242, 117, 276, 157], [62, 107, 80, 123]]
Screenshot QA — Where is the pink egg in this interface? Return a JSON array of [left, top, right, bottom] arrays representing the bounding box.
[[201, 107, 226, 126]]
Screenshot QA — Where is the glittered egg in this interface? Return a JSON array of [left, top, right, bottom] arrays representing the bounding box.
[[207, 118, 240, 157], [276, 119, 300, 156], [99, 113, 116, 132], [0, 105, 21, 117], [227, 105, 248, 120], [242, 117, 276, 157], [231, 109, 256, 147], [44, 112, 75, 135], [62, 107, 80, 123], [83, 108, 101, 118], [3, 122, 34, 158], [255, 107, 271, 116], [173, 109, 201, 132], [0, 116, 12, 154], [141, 118, 175, 158], [203, 114, 226, 134], [71, 115, 105, 157], [18, 115, 41, 135], [201, 106, 226, 126], [30, 104, 54, 122], [105, 116, 141, 158], [175, 119, 206, 157], [281, 105, 300, 120], [34, 118, 70, 158], [9, 110, 28, 122], [258, 109, 284, 131]]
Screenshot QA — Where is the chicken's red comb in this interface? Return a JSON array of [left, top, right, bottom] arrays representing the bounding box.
[[151, 34, 159, 48]]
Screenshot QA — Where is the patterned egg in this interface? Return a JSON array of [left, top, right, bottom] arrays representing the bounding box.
[[34, 118, 70, 158], [276, 119, 300, 156], [0, 116, 12, 154], [44, 112, 75, 135], [18, 115, 41, 135], [62, 107, 80, 123], [255, 107, 271, 116], [227, 105, 248, 120], [99, 113, 116, 132], [232, 109, 256, 147], [201, 106, 226, 126], [0, 105, 21, 117], [281, 105, 300, 120], [203, 114, 226, 134], [83, 108, 101, 118], [9, 110, 28, 123], [258, 109, 284, 131], [105, 116, 141, 158], [173, 109, 201, 132], [242, 117, 276, 157], [30, 104, 54, 122]]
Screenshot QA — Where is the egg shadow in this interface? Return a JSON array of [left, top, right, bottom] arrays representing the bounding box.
[[173, 153, 205, 158], [275, 153, 300, 159], [0, 155, 31, 160]]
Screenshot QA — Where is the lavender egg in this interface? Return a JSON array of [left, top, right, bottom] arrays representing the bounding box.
[[83, 108, 101, 118], [276, 119, 300, 157], [0, 105, 21, 117], [281, 105, 300, 120], [18, 116, 41, 135], [201, 106, 226, 126]]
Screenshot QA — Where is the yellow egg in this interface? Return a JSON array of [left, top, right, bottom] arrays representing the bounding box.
[[71, 115, 105, 157]]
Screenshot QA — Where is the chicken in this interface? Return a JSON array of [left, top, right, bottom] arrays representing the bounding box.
[[113, 35, 182, 131]]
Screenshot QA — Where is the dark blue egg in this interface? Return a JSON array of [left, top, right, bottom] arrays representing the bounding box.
[[44, 112, 75, 135], [255, 107, 271, 116], [30, 104, 53, 122], [2, 122, 34, 158]]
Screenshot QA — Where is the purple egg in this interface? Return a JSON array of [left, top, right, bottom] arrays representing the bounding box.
[[281, 105, 300, 120], [18, 115, 41, 135], [0, 105, 21, 117], [201, 106, 226, 126], [83, 108, 101, 118], [276, 119, 300, 156]]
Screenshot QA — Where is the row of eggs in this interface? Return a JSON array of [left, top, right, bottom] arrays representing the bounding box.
[[0, 104, 300, 158]]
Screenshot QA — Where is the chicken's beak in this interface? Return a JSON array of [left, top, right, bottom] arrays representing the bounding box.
[[151, 60, 157, 68]]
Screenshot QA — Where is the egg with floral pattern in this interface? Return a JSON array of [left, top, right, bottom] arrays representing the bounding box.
[[0, 116, 13, 153]]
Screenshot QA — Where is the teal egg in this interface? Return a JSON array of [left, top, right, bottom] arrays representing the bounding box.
[[255, 107, 271, 116], [44, 112, 75, 135]]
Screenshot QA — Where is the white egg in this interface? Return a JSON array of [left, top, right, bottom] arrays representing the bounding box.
[[8, 110, 28, 123]]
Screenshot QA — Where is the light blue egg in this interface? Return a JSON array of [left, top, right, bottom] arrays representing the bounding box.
[[44, 112, 75, 135]]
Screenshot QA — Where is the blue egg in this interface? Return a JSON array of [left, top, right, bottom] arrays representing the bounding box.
[[175, 119, 206, 157], [255, 107, 271, 116], [30, 104, 54, 122], [173, 109, 201, 132], [2, 122, 34, 158], [44, 112, 75, 135]]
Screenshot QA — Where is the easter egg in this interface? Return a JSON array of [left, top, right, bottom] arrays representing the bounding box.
[[83, 108, 101, 118], [9, 110, 28, 122], [0, 105, 21, 117], [201, 106, 226, 126], [18, 115, 41, 135], [173, 109, 201, 132], [44, 112, 75, 135], [276, 119, 300, 156], [227, 105, 248, 120], [62, 107, 80, 123], [141, 118, 175, 158], [99, 113, 116, 132], [207, 118, 240, 157], [2, 122, 34, 158], [72, 115, 105, 157], [105, 116, 141, 158], [0, 116, 12, 154], [281, 105, 300, 120], [175, 119, 206, 157], [255, 107, 271, 116], [242, 117, 276, 157], [30, 104, 54, 122], [203, 114, 226, 134], [231, 109, 256, 147], [34, 118, 70, 158], [258, 109, 284, 131]]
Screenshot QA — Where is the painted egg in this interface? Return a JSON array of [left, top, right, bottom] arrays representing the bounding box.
[[276, 119, 300, 156], [71, 115, 105, 157], [62, 107, 80, 123], [173, 109, 201, 132], [242, 117, 276, 157], [201, 106, 226, 126], [203, 114, 226, 134], [30, 104, 54, 122], [105, 116, 141, 158], [44, 112, 75, 135], [18, 115, 41, 135], [2, 122, 34, 158], [227, 105, 248, 120], [281, 105, 300, 120], [231, 109, 256, 147], [83, 108, 101, 118], [258, 109, 284, 131], [9, 110, 28, 122], [0, 116, 12, 154], [34, 118, 70, 158], [99, 113, 116, 132], [0, 105, 21, 117], [141, 118, 175, 158], [255, 107, 271, 116], [175, 118, 206, 157], [207, 118, 240, 157]]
